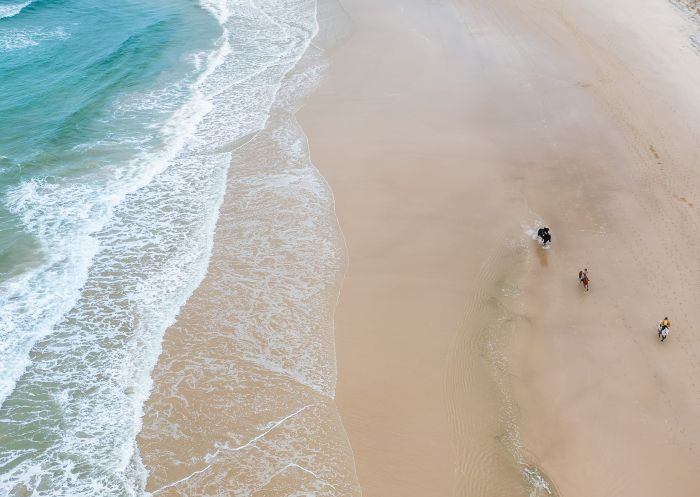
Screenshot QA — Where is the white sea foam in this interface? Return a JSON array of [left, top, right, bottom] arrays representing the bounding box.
[[201, 0, 231, 24], [137, 5, 360, 493], [0, 1, 30, 20], [0, 26, 68, 51], [0, 0, 335, 494]]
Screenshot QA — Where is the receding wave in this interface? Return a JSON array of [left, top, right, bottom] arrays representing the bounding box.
[[138, 1, 361, 494], [0, 0, 357, 495]]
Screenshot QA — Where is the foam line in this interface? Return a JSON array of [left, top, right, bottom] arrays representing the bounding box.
[[150, 463, 213, 495], [214, 403, 318, 454], [150, 404, 318, 495], [254, 462, 339, 494], [283, 463, 338, 490]]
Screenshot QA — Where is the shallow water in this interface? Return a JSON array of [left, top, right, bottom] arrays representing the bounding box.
[[137, 1, 361, 494], [0, 0, 334, 494]]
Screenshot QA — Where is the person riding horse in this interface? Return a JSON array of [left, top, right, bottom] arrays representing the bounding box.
[[537, 227, 551, 246], [578, 268, 589, 291], [658, 317, 671, 342]]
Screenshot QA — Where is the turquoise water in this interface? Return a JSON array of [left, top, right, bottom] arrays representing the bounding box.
[[0, 0, 323, 494], [0, 0, 216, 276]]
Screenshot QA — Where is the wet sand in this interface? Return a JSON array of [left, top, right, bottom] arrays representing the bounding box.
[[300, 0, 700, 496], [298, 0, 534, 494]]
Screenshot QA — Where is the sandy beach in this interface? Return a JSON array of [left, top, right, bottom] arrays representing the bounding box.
[[139, 0, 700, 495], [300, 0, 700, 495]]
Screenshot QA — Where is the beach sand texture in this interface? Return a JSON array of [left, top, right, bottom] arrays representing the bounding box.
[[141, 0, 700, 496]]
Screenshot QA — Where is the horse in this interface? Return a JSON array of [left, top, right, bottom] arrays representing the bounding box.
[[658, 323, 669, 342], [537, 228, 551, 246], [578, 270, 589, 291]]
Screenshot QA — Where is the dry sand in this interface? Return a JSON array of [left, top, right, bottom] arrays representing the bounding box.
[[300, 0, 700, 496]]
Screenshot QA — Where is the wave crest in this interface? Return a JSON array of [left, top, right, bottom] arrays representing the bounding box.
[[0, 1, 31, 20]]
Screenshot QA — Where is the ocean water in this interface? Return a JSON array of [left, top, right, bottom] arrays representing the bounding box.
[[0, 0, 327, 494]]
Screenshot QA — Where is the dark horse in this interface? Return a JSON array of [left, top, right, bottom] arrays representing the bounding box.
[[537, 227, 551, 246], [578, 269, 589, 291]]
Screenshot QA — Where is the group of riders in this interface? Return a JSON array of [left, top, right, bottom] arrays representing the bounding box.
[[537, 226, 671, 343]]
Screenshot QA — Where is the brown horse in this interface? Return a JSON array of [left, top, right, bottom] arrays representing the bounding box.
[[578, 269, 589, 291]]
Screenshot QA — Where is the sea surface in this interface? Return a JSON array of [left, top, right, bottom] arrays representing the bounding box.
[[0, 0, 329, 494]]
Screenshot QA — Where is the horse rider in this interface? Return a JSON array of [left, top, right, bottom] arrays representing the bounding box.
[[537, 227, 551, 245], [578, 268, 589, 290], [659, 316, 671, 341]]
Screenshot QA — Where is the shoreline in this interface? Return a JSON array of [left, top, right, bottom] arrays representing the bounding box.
[[137, 2, 361, 495]]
